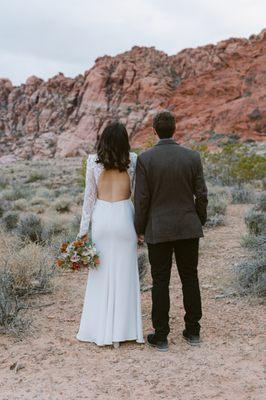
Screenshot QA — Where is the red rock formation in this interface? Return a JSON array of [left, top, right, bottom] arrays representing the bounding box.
[[0, 29, 265, 162]]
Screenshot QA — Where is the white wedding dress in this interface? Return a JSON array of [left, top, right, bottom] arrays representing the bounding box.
[[76, 152, 144, 346]]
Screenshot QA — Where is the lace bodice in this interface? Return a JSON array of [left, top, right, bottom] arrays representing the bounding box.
[[78, 152, 138, 237]]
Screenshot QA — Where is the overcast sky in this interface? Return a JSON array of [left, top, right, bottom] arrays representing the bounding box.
[[0, 0, 265, 85]]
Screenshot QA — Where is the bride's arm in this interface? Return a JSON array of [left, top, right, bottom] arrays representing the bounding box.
[[77, 155, 97, 238], [130, 152, 138, 195]]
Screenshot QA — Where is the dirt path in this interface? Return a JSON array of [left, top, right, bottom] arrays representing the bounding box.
[[0, 204, 265, 400]]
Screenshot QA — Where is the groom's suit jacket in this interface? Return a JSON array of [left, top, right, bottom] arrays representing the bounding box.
[[134, 138, 208, 244]]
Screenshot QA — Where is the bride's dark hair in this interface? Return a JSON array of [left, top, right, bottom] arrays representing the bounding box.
[[96, 121, 130, 172]]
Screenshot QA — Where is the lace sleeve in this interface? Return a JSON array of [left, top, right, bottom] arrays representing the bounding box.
[[130, 152, 138, 194], [78, 155, 97, 237]]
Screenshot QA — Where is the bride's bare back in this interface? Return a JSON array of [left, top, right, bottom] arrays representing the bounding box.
[[97, 169, 131, 202]]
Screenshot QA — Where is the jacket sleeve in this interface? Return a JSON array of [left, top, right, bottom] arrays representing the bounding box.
[[78, 155, 97, 237], [134, 156, 150, 235], [193, 152, 208, 225]]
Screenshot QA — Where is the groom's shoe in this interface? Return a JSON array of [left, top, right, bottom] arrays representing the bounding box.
[[147, 333, 169, 352], [182, 329, 200, 346]]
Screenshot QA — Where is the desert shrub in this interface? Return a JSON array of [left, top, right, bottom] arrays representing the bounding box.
[[2, 185, 31, 201], [205, 189, 227, 227], [202, 144, 266, 186], [230, 187, 255, 204], [69, 214, 81, 233], [79, 157, 87, 188], [42, 218, 69, 241], [235, 255, 266, 297], [0, 268, 30, 336], [1, 212, 19, 231], [0, 229, 55, 335], [53, 187, 70, 198], [13, 198, 28, 211], [236, 195, 266, 297], [7, 243, 54, 296], [17, 213, 44, 243], [0, 176, 9, 189], [144, 134, 157, 149], [254, 192, 266, 212], [241, 234, 266, 253], [75, 192, 84, 205], [53, 197, 72, 213], [245, 209, 266, 236], [230, 153, 266, 185], [30, 196, 49, 206], [35, 188, 53, 199], [25, 169, 47, 183], [0, 203, 4, 218]]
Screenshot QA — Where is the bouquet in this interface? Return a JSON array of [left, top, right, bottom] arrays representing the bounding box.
[[56, 235, 100, 271]]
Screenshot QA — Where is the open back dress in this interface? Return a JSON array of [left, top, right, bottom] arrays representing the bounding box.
[[76, 152, 144, 346]]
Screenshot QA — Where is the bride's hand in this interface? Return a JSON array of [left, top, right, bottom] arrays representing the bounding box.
[[137, 234, 144, 246], [77, 233, 88, 241]]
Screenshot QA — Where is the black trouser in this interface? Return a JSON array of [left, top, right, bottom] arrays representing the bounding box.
[[147, 238, 202, 340]]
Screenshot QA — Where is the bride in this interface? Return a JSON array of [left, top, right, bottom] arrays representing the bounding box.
[[76, 121, 144, 347]]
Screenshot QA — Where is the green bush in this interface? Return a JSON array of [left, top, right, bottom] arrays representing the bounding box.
[[202, 144, 266, 186]]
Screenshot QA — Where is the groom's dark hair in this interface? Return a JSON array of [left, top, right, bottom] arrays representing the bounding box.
[[153, 110, 176, 138]]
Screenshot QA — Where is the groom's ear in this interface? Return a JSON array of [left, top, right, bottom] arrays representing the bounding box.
[[152, 127, 157, 137]]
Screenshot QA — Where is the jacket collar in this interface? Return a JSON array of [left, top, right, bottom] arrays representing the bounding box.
[[155, 138, 179, 146]]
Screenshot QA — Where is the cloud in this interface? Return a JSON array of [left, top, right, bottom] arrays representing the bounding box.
[[0, 0, 265, 85]]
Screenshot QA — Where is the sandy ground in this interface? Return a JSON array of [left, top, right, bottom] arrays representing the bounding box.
[[0, 204, 265, 400]]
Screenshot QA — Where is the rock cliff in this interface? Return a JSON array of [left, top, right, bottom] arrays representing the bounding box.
[[0, 29, 265, 161]]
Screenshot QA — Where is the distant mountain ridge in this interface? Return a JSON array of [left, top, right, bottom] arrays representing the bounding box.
[[0, 29, 265, 162]]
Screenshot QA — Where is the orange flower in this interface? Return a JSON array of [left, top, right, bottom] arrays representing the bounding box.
[[73, 240, 84, 247], [56, 259, 64, 267], [60, 243, 68, 252], [93, 255, 100, 265]]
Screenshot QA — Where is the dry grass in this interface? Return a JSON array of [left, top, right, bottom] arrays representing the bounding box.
[[0, 228, 55, 335]]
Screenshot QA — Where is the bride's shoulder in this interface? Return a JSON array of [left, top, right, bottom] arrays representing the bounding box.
[[87, 153, 97, 164], [129, 151, 138, 163]]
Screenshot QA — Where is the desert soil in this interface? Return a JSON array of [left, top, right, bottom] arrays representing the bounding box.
[[0, 204, 265, 400]]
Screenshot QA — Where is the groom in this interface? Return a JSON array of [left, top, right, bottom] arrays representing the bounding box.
[[134, 110, 208, 351]]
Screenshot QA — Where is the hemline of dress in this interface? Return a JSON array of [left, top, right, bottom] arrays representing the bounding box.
[[76, 334, 145, 346]]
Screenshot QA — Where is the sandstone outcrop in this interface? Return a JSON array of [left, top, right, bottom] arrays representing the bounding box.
[[0, 29, 265, 162]]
